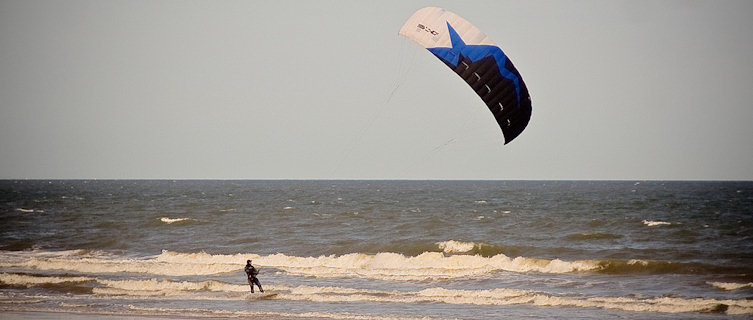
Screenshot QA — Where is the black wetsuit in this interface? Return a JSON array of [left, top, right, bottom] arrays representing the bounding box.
[[245, 263, 264, 293]]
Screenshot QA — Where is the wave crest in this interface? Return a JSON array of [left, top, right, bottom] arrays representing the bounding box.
[[707, 281, 753, 291], [643, 220, 671, 227], [159, 217, 197, 224], [2, 249, 734, 281], [436, 240, 475, 253], [0, 249, 598, 280], [0, 273, 94, 286], [255, 251, 599, 280]]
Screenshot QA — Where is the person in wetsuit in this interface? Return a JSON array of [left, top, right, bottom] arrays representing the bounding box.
[[244, 259, 264, 293]]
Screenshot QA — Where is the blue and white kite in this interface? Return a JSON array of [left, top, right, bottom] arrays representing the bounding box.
[[400, 7, 532, 144]]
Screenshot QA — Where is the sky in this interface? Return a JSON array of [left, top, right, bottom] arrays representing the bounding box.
[[1, 0, 752, 180]]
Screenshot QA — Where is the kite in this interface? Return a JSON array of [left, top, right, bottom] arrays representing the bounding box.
[[399, 7, 532, 144]]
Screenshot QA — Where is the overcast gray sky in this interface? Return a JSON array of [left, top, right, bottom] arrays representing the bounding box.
[[1, 0, 752, 180]]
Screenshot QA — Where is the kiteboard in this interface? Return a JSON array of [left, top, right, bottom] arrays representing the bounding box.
[[246, 291, 278, 300]]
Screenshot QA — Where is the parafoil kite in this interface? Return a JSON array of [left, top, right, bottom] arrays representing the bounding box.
[[399, 7, 531, 144]]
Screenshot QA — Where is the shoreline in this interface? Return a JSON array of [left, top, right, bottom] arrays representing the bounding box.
[[1, 311, 187, 320], [0, 311, 318, 320], [0, 308, 425, 320]]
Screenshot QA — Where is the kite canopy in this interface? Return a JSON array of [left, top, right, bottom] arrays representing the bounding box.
[[399, 7, 531, 144]]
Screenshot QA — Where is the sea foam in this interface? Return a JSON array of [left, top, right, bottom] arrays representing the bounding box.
[[126, 305, 439, 320], [0, 273, 94, 286], [708, 281, 753, 291], [0, 249, 600, 280], [159, 217, 195, 224], [4, 271, 751, 315], [1, 248, 722, 282], [436, 240, 475, 253], [276, 286, 753, 314], [94, 278, 753, 315], [251, 251, 600, 280], [0, 250, 239, 276], [643, 220, 671, 227], [93, 278, 247, 297], [153, 250, 600, 280]]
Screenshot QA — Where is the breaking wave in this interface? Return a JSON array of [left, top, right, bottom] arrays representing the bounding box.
[[436, 240, 475, 253], [432, 240, 524, 257], [0, 273, 94, 286], [15, 208, 41, 213], [708, 281, 753, 291], [643, 220, 671, 227], [4, 274, 750, 315], [0, 250, 237, 276], [0, 249, 598, 280], [275, 286, 753, 315], [155, 250, 601, 280], [0, 249, 744, 282], [159, 217, 196, 224]]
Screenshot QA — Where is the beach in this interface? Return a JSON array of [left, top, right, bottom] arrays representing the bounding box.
[[2, 312, 183, 320], [2, 180, 752, 319]]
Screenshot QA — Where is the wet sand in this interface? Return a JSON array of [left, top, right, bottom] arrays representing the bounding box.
[[1, 311, 335, 320], [2, 312, 182, 320]]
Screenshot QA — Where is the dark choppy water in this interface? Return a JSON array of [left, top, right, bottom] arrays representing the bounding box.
[[1, 180, 752, 319]]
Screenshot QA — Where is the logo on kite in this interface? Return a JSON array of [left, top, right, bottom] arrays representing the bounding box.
[[416, 24, 439, 36], [399, 7, 532, 145]]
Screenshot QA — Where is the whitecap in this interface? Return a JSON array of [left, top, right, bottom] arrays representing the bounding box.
[[436, 240, 476, 253], [159, 217, 194, 224], [627, 259, 649, 266], [0, 249, 599, 281], [707, 281, 753, 291], [643, 220, 671, 227], [0, 273, 95, 286]]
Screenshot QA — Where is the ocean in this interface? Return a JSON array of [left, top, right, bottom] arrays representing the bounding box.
[[1, 180, 752, 319]]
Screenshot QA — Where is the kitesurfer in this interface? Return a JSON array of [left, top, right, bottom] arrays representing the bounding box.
[[244, 259, 264, 293]]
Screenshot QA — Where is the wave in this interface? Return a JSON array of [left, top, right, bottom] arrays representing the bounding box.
[[0, 273, 96, 294], [158, 217, 196, 224], [279, 286, 753, 315], [93, 278, 247, 297], [643, 220, 671, 227], [565, 233, 623, 241], [8, 273, 750, 315], [128, 282, 753, 315], [1, 249, 744, 281], [231, 251, 601, 280], [15, 208, 42, 213], [594, 259, 743, 275], [433, 240, 523, 257], [436, 240, 475, 253], [0, 249, 600, 280], [0, 273, 94, 286], [708, 281, 753, 291], [0, 250, 238, 276]]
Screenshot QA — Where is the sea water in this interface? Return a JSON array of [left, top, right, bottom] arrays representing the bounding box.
[[1, 180, 752, 319]]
